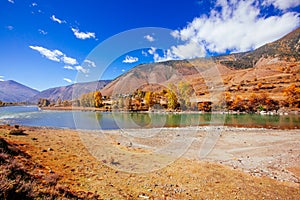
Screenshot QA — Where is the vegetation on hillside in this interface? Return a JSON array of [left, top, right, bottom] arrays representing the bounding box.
[[0, 136, 98, 199]]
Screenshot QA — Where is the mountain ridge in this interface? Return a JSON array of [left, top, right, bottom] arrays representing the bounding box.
[[0, 80, 39, 102], [29, 80, 111, 103]]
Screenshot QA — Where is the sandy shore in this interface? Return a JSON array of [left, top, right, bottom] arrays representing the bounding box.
[[0, 125, 299, 199]]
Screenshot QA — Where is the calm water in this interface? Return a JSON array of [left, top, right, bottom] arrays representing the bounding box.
[[0, 106, 299, 130]]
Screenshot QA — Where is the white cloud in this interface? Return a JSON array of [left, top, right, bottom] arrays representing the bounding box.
[[170, 0, 300, 56], [8, 0, 14, 4], [263, 0, 300, 10], [121, 69, 125, 72], [171, 41, 206, 59], [29, 45, 78, 65], [75, 66, 89, 74], [62, 55, 77, 65], [6, 26, 13, 30], [142, 50, 148, 56], [148, 47, 156, 55], [38, 29, 47, 35], [64, 66, 74, 70], [63, 78, 73, 83], [32, 2, 37, 7], [122, 55, 139, 63], [71, 28, 96, 40], [144, 34, 155, 42], [0, 76, 4, 82], [64, 65, 89, 74], [51, 15, 65, 24], [29, 46, 62, 62], [147, 47, 178, 62], [84, 59, 96, 67]]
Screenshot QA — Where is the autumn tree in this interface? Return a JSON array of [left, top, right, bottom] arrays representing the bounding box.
[[124, 96, 132, 110], [133, 89, 145, 110], [56, 97, 62, 106], [284, 84, 300, 108], [116, 97, 125, 109], [94, 91, 103, 108], [166, 89, 178, 110], [80, 92, 95, 107], [63, 100, 71, 107], [177, 81, 194, 110], [230, 95, 246, 111], [38, 98, 50, 107], [144, 91, 154, 108]]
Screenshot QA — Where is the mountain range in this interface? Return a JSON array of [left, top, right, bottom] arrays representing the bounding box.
[[0, 27, 299, 103], [29, 80, 110, 103], [0, 80, 110, 103], [0, 80, 39, 102]]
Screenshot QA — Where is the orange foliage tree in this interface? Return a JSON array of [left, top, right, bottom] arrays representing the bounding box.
[[284, 84, 300, 108]]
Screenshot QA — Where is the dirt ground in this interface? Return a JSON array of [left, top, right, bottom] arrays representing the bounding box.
[[0, 125, 299, 199]]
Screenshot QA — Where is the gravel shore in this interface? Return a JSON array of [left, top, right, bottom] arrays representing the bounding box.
[[1, 125, 299, 199]]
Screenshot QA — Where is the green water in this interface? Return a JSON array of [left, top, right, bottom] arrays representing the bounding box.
[[1, 106, 299, 130]]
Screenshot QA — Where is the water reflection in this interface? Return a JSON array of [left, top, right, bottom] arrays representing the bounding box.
[[0, 106, 299, 130]]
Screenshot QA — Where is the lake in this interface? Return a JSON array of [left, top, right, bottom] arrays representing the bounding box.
[[0, 106, 299, 130]]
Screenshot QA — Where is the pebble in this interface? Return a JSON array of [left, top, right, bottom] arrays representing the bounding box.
[[138, 194, 149, 199]]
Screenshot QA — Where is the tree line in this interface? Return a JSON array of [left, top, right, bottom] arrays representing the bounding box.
[[37, 83, 300, 112]]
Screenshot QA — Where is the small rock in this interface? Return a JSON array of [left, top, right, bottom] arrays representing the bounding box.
[[48, 147, 54, 151], [41, 149, 47, 152], [31, 137, 38, 141], [9, 129, 26, 135], [138, 194, 149, 199]]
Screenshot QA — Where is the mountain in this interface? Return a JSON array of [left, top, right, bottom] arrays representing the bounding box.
[[0, 80, 39, 102], [101, 27, 300, 101], [30, 80, 110, 103]]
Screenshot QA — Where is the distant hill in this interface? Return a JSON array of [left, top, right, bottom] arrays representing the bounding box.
[[0, 80, 39, 102], [30, 80, 111, 103]]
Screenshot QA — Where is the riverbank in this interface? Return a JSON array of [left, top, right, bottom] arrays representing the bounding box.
[[0, 125, 299, 199], [40, 105, 300, 115]]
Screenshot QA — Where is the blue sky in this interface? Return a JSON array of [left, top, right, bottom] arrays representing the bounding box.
[[0, 0, 299, 91]]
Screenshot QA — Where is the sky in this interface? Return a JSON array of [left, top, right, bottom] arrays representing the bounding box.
[[0, 0, 299, 91]]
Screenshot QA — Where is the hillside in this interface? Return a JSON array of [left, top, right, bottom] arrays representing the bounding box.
[[0, 80, 39, 102], [30, 80, 110, 103], [101, 27, 300, 104]]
